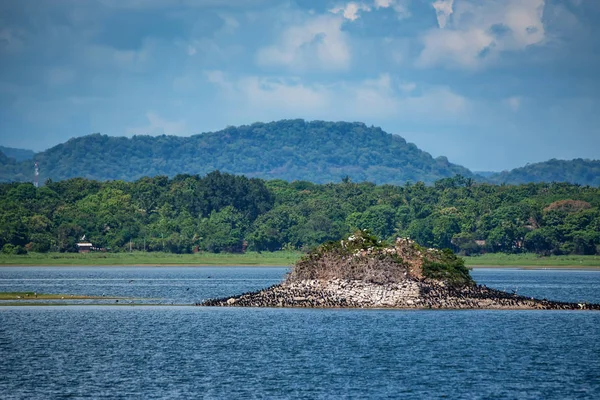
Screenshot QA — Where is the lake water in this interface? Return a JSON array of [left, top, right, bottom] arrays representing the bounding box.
[[1, 267, 599, 399]]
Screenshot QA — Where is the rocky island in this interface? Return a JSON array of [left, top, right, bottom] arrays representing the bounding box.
[[200, 231, 599, 310]]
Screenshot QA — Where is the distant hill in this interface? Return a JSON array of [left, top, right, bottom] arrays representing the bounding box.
[[0, 120, 475, 185], [1, 122, 597, 186], [488, 159, 600, 186], [473, 171, 497, 178], [0, 151, 32, 182], [0, 146, 35, 162]]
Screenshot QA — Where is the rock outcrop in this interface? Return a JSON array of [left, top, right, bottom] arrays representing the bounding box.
[[198, 232, 600, 310], [200, 278, 599, 310]]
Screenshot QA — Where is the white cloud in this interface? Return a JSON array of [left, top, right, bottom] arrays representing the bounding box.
[[374, 0, 393, 7], [256, 15, 351, 71], [187, 45, 197, 56], [373, 0, 411, 19], [183, 38, 225, 61], [433, 0, 454, 29], [205, 71, 469, 122], [205, 70, 230, 87], [182, 36, 235, 61], [96, 0, 269, 9], [219, 15, 240, 35], [399, 82, 417, 93], [330, 2, 371, 21], [127, 112, 188, 136], [181, 14, 239, 57], [329, 1, 411, 22], [83, 44, 151, 71], [418, 0, 546, 69], [418, 28, 495, 69], [206, 71, 330, 116], [46, 68, 75, 86], [503, 1, 545, 47], [505, 96, 521, 111]]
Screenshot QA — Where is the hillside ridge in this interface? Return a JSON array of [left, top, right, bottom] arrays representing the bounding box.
[[1, 120, 473, 185], [0, 146, 36, 162], [488, 158, 600, 186], [1, 120, 598, 186]]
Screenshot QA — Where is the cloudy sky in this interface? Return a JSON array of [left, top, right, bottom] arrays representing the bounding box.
[[0, 0, 599, 171]]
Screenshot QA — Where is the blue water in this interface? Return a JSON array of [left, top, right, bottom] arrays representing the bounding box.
[[0, 266, 288, 305], [1, 267, 600, 399]]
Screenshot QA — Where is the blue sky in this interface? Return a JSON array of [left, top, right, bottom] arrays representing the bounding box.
[[0, 0, 598, 171]]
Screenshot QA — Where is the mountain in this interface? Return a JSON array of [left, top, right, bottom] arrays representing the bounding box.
[[0, 146, 35, 162], [0, 151, 32, 182], [0, 120, 475, 185], [473, 171, 497, 178], [488, 159, 600, 186], [2, 121, 597, 186]]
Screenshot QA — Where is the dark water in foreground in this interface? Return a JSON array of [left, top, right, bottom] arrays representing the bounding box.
[[1, 267, 599, 399]]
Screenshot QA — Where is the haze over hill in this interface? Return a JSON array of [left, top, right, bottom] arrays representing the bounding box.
[[0, 146, 35, 162], [0, 120, 474, 185]]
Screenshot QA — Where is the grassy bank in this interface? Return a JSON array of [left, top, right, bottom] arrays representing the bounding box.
[[0, 292, 119, 300], [0, 251, 302, 266], [463, 253, 600, 268], [1, 251, 599, 268]]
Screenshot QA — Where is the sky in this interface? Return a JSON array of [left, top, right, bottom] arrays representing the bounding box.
[[0, 0, 599, 171]]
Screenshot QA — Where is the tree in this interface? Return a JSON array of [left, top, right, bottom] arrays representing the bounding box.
[[451, 232, 480, 255], [523, 228, 557, 255], [56, 223, 84, 252], [346, 205, 397, 240], [198, 206, 248, 253], [432, 213, 461, 249], [247, 206, 300, 251]]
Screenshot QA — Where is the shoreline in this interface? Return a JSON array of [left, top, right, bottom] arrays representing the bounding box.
[[2, 252, 599, 268], [199, 279, 600, 310], [469, 265, 600, 270], [0, 263, 599, 270], [0, 263, 292, 268], [1, 303, 597, 309]]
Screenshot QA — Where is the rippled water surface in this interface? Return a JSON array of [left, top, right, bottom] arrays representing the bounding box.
[[1, 267, 599, 399]]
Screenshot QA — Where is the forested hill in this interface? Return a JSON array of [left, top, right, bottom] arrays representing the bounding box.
[[0, 151, 31, 182], [488, 159, 600, 187], [0, 146, 35, 162], [0, 120, 474, 185]]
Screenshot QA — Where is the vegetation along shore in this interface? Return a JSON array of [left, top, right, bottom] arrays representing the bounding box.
[[0, 292, 126, 301], [0, 251, 301, 266], [1, 251, 600, 268], [1, 172, 599, 261]]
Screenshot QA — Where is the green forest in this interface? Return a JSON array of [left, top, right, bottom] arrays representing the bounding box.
[[0, 120, 474, 185], [2, 120, 599, 187], [1, 172, 599, 256], [488, 158, 600, 186]]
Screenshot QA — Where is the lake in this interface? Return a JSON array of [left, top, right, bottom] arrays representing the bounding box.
[[1, 267, 599, 399]]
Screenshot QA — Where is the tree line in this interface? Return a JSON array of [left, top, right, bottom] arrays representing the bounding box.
[[1, 172, 599, 256]]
